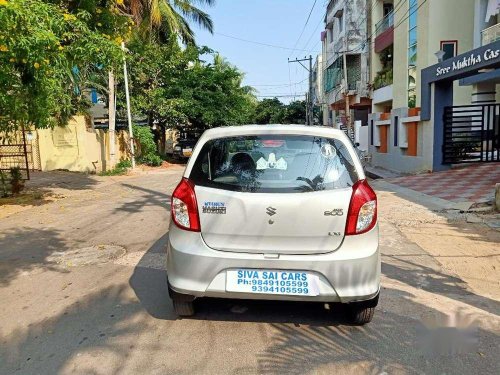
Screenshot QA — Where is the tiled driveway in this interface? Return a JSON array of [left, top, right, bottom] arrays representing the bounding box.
[[385, 163, 499, 203]]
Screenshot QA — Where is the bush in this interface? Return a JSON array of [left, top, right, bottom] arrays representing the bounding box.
[[133, 125, 162, 166], [0, 171, 10, 198], [100, 159, 132, 176], [0, 168, 25, 196], [140, 154, 163, 167], [10, 167, 24, 195]]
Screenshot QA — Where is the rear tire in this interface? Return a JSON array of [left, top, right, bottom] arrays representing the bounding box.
[[350, 305, 375, 325], [173, 300, 195, 317]]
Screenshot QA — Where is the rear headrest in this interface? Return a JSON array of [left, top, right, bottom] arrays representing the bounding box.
[[230, 153, 256, 173]]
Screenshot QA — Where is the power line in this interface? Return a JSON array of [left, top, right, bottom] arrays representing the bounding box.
[[215, 32, 319, 53], [249, 77, 309, 87], [257, 94, 306, 98], [288, 0, 318, 58], [299, 15, 325, 54]]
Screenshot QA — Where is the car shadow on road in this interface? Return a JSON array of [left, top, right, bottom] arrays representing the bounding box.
[[129, 232, 176, 320]]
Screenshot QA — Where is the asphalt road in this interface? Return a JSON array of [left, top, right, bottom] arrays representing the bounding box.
[[0, 168, 498, 375]]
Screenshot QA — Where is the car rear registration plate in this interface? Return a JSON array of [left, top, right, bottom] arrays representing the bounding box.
[[226, 269, 320, 296], [182, 148, 192, 157]]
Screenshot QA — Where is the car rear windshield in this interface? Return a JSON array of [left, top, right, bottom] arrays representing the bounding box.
[[189, 135, 359, 193]]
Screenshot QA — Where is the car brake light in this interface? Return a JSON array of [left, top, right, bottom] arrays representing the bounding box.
[[345, 179, 377, 235], [171, 178, 200, 232]]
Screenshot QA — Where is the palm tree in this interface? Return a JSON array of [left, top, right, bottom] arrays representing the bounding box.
[[122, 0, 215, 44], [105, 1, 214, 168]]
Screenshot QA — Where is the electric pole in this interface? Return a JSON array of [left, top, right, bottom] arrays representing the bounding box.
[[288, 55, 314, 125], [122, 42, 136, 169], [108, 70, 116, 171], [309, 55, 314, 125]]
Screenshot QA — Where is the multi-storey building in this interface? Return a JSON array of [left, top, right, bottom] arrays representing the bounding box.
[[323, 0, 371, 127], [369, 0, 500, 173], [312, 54, 329, 125]]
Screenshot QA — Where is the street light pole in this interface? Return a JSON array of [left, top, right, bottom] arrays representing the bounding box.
[[122, 42, 136, 169]]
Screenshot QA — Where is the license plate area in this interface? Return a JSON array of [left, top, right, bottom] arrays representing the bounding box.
[[182, 148, 193, 157], [226, 269, 320, 296]]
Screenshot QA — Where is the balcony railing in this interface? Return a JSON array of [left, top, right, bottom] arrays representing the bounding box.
[[375, 11, 394, 37], [482, 23, 500, 45]]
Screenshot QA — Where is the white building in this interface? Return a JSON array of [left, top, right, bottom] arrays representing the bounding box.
[[322, 0, 371, 128]]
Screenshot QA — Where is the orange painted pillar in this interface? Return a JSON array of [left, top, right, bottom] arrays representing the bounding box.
[[379, 126, 388, 153], [378, 113, 391, 154], [407, 108, 420, 156]]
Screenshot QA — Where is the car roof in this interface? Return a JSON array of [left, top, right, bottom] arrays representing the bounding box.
[[199, 125, 348, 140]]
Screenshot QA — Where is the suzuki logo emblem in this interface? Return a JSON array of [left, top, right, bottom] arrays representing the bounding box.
[[266, 207, 277, 216]]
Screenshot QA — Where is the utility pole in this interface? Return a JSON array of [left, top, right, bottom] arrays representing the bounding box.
[[122, 42, 136, 169], [108, 70, 116, 170], [309, 55, 314, 125], [288, 55, 314, 125]]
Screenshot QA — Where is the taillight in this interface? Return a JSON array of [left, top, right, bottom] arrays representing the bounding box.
[[171, 178, 200, 232], [345, 179, 377, 235]]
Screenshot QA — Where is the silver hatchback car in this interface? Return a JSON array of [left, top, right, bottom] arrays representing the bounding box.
[[167, 125, 380, 324]]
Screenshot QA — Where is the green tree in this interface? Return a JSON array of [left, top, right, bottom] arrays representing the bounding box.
[[282, 100, 306, 124], [179, 53, 257, 127], [254, 98, 285, 124], [124, 38, 194, 129], [0, 0, 124, 132], [125, 43, 256, 129]]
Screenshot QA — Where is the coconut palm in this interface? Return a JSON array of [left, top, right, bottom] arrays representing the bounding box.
[[103, 1, 214, 168], [121, 0, 215, 44]]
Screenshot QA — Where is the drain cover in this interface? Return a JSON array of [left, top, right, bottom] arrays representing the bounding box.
[[48, 245, 126, 267]]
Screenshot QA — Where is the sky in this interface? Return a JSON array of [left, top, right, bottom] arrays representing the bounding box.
[[195, 0, 326, 103]]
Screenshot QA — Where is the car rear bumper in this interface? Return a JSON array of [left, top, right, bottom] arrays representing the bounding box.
[[166, 223, 380, 303]]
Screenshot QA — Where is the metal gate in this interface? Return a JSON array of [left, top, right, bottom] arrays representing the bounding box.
[[0, 129, 39, 180], [443, 104, 500, 164]]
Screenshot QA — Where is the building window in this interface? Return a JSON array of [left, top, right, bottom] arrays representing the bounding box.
[[383, 3, 394, 16], [347, 54, 361, 90], [338, 13, 344, 33], [327, 25, 333, 44], [440, 40, 457, 60], [407, 0, 418, 108], [324, 57, 343, 92]]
